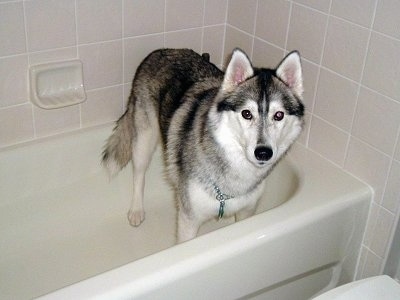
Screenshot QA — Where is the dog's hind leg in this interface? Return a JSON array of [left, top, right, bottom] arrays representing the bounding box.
[[128, 109, 159, 227], [177, 208, 201, 243]]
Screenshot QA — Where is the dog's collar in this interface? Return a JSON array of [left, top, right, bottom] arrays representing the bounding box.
[[212, 183, 234, 219]]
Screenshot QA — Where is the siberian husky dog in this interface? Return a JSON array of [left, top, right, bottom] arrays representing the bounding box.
[[102, 48, 304, 243]]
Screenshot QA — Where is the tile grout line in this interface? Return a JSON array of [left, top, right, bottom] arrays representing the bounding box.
[[163, 0, 167, 47], [200, 0, 206, 54], [306, 0, 332, 150], [283, 1, 293, 55], [343, 0, 378, 170], [249, 0, 259, 60], [74, 0, 83, 129], [121, 0, 126, 111], [220, 0, 229, 67], [21, 0, 37, 139]]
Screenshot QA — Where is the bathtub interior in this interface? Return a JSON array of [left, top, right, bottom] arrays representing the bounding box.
[[0, 125, 299, 300]]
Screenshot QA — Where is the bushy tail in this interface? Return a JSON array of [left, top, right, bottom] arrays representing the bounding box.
[[102, 105, 134, 177]]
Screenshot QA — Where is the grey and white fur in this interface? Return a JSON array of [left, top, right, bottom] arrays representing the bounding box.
[[102, 48, 304, 243]]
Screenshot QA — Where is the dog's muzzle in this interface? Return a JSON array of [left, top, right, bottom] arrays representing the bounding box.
[[254, 146, 273, 161]]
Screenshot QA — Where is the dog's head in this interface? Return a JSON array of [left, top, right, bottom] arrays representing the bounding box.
[[212, 49, 305, 169]]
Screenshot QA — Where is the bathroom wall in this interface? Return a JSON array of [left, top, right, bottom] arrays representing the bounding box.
[[1, 0, 399, 281], [0, 0, 227, 146]]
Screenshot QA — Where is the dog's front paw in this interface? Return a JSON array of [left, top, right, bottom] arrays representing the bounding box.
[[128, 210, 145, 226]]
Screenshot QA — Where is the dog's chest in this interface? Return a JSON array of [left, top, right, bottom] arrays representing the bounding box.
[[186, 179, 262, 219]]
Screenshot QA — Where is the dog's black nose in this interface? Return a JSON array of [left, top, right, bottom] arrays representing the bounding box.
[[254, 146, 273, 161]]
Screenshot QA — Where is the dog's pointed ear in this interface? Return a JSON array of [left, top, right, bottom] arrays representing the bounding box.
[[276, 51, 303, 97], [222, 49, 254, 91]]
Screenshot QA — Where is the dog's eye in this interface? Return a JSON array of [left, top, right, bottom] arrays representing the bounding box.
[[241, 110, 253, 120], [274, 111, 284, 121]]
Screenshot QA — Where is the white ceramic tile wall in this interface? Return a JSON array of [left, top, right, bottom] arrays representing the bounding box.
[[24, 0, 77, 52], [0, 0, 226, 147], [1, 0, 400, 282], [224, 0, 400, 280]]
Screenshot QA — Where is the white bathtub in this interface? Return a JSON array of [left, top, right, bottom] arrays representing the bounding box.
[[0, 125, 371, 300]]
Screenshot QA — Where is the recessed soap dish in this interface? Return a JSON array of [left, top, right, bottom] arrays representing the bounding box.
[[29, 60, 86, 109]]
